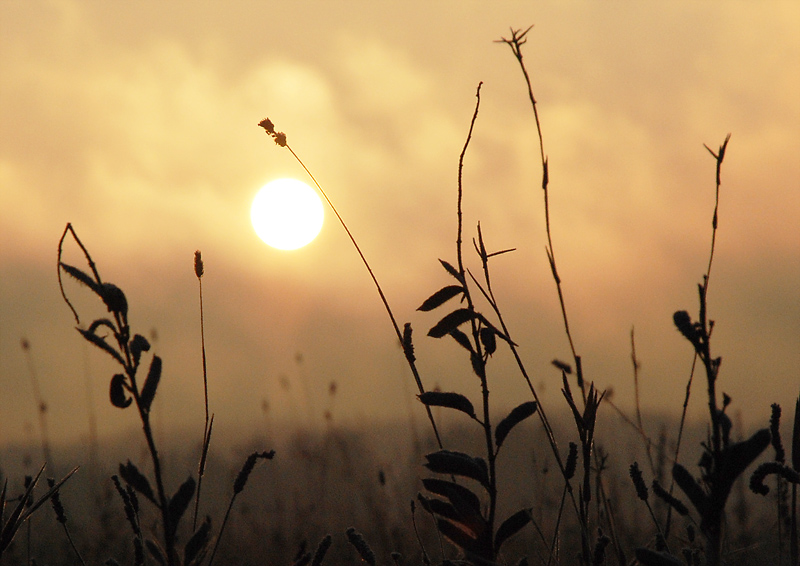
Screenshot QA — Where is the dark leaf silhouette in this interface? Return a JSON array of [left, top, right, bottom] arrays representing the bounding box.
[[419, 495, 462, 526], [418, 285, 464, 312], [100, 282, 128, 316], [422, 478, 484, 533], [436, 518, 482, 556], [184, 515, 211, 566], [146, 539, 167, 566], [428, 308, 475, 338], [425, 450, 490, 490], [119, 461, 156, 504], [449, 328, 474, 352], [60, 262, 102, 295], [726, 428, 771, 484], [495, 508, 532, 552], [495, 402, 538, 448], [439, 259, 464, 282], [652, 480, 689, 515], [479, 327, 496, 356], [130, 333, 151, 368], [110, 374, 133, 409], [418, 391, 476, 419], [167, 476, 196, 538], [80, 327, 125, 366], [140, 355, 162, 413], [672, 464, 707, 517]]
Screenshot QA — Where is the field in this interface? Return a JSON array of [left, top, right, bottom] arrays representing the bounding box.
[[1, 26, 797, 566]]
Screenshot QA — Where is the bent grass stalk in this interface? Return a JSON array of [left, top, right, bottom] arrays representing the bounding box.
[[257, 118, 443, 450]]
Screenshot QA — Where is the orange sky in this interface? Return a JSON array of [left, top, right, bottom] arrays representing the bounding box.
[[1, 1, 798, 448]]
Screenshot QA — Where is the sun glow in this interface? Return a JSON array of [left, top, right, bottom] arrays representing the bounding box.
[[251, 179, 324, 250]]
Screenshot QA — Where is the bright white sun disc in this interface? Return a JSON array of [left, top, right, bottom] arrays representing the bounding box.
[[251, 179, 324, 250]]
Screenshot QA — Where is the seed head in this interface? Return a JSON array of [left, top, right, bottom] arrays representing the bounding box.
[[258, 118, 275, 134], [47, 478, 67, 525], [629, 462, 648, 501], [194, 250, 204, 278]]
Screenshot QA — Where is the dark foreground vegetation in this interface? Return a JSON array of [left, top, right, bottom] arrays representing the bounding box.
[[2, 27, 797, 566]]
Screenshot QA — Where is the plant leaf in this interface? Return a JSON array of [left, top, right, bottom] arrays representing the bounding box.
[[184, 515, 211, 566], [59, 262, 102, 295], [80, 328, 125, 367], [495, 508, 532, 552], [726, 428, 771, 484], [109, 374, 133, 409], [167, 476, 196, 538], [146, 539, 167, 566], [439, 259, 463, 282], [473, 313, 516, 346], [130, 334, 151, 369], [422, 478, 485, 536], [99, 282, 128, 317], [479, 327, 496, 356], [418, 285, 464, 312], [672, 463, 707, 516], [424, 450, 490, 490], [495, 402, 538, 448], [449, 328, 474, 352], [428, 308, 475, 338], [423, 497, 462, 526], [140, 355, 162, 413], [418, 392, 476, 419], [436, 518, 482, 556], [119, 461, 156, 504]]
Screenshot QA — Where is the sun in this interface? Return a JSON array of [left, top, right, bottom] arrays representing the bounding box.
[[251, 179, 324, 250]]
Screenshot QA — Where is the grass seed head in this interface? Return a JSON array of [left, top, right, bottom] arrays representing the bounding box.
[[194, 250, 204, 278], [46, 478, 67, 525], [346, 527, 376, 566], [629, 462, 648, 501]]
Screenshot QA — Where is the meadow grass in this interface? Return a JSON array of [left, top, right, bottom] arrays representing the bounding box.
[[0, 25, 797, 566]]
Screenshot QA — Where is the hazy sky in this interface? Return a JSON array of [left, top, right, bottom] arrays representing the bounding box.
[[1, 1, 798, 449]]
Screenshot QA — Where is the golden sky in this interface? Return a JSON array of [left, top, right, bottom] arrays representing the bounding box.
[[1, 1, 798, 447]]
